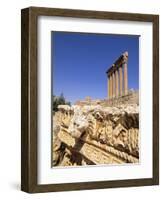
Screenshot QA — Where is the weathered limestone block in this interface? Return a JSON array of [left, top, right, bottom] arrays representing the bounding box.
[[53, 104, 139, 167]]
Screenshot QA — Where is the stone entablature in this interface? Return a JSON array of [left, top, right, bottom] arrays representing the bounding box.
[[106, 51, 128, 99]]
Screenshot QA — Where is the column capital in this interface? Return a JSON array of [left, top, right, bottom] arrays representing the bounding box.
[[122, 51, 128, 64]]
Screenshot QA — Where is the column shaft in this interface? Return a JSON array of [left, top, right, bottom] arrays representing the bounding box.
[[112, 72, 115, 98], [119, 66, 123, 96], [107, 76, 110, 99], [110, 74, 112, 99], [123, 62, 128, 95], [115, 69, 119, 97]]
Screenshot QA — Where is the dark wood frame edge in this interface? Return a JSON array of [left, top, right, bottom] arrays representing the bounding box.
[[21, 7, 159, 193]]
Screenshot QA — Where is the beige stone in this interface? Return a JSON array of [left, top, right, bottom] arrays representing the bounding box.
[[119, 66, 123, 96], [115, 69, 119, 97], [52, 104, 139, 167], [123, 62, 128, 95], [112, 72, 115, 98]]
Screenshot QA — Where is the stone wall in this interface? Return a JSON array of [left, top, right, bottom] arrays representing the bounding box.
[[104, 90, 139, 106], [75, 90, 139, 107]]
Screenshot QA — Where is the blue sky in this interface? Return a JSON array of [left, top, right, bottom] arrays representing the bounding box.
[[52, 32, 139, 103]]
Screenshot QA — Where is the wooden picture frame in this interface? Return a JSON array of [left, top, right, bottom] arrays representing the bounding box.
[[21, 7, 159, 193]]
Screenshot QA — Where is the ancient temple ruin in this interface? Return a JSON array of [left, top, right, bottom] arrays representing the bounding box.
[[52, 51, 139, 167], [106, 51, 128, 99], [75, 51, 138, 107]]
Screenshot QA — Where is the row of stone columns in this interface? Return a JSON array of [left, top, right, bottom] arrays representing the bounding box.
[[107, 52, 128, 99]]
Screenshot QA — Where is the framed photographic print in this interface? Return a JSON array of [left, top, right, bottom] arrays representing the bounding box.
[[21, 7, 159, 193]]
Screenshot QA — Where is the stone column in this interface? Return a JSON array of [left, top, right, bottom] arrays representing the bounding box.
[[123, 63, 128, 95], [123, 52, 128, 95], [112, 71, 115, 98], [107, 76, 110, 99], [115, 69, 119, 97], [110, 74, 112, 99], [119, 66, 123, 96]]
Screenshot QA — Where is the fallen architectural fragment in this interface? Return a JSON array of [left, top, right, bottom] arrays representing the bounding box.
[[53, 104, 139, 167]]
